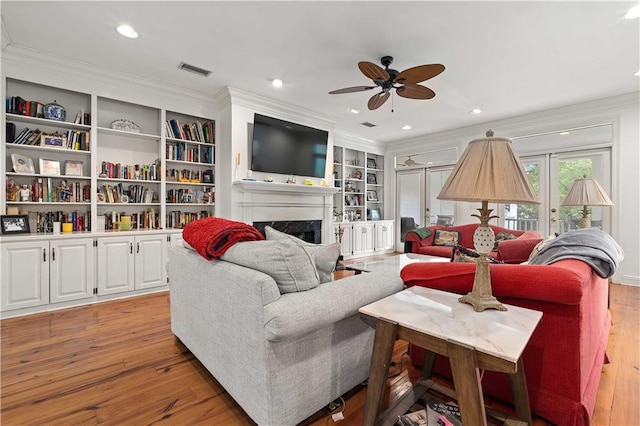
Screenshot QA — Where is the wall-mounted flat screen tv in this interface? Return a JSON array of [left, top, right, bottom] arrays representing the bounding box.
[[250, 113, 328, 178]]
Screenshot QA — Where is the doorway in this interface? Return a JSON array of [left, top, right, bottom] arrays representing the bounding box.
[[506, 148, 612, 236]]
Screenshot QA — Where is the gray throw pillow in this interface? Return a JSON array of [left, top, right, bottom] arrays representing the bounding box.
[[265, 226, 341, 283], [221, 239, 320, 293]]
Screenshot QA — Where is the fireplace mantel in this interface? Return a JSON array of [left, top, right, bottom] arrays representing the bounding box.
[[233, 180, 339, 196]]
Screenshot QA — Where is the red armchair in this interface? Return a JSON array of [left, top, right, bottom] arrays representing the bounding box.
[[400, 259, 611, 426]]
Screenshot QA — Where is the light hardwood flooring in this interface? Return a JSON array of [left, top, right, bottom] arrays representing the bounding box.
[[1, 271, 638, 425]]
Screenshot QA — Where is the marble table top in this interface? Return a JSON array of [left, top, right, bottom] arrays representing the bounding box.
[[359, 286, 542, 363], [346, 253, 449, 273]]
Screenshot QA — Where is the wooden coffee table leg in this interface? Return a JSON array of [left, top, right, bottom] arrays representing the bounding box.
[[509, 357, 533, 425], [362, 318, 398, 426], [447, 340, 487, 426]]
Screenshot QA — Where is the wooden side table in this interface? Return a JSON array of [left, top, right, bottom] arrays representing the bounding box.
[[359, 287, 542, 426]]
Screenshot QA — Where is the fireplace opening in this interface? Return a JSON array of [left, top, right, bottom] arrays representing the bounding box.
[[253, 220, 321, 244]]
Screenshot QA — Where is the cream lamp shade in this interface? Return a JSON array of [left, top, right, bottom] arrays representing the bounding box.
[[561, 175, 613, 228], [438, 130, 539, 312]]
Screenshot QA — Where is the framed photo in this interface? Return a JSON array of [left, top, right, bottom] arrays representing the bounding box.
[[369, 208, 381, 221], [10, 154, 35, 174], [367, 173, 377, 184], [345, 194, 358, 206], [367, 158, 377, 169], [1, 215, 31, 234], [41, 134, 66, 148], [39, 158, 61, 176], [366, 190, 378, 201], [65, 160, 84, 176]]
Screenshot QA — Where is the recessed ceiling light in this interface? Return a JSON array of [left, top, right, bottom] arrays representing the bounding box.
[[625, 5, 640, 19], [635, 70, 640, 77], [116, 24, 138, 39], [559, 131, 571, 136], [271, 78, 283, 88], [349, 108, 360, 114], [470, 108, 482, 115], [402, 125, 412, 130]]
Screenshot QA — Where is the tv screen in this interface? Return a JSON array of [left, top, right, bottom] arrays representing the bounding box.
[[251, 113, 328, 178]]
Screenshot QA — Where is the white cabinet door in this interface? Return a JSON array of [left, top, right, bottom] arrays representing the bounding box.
[[50, 238, 94, 304], [352, 223, 374, 255], [97, 236, 135, 295], [1, 241, 49, 311], [375, 221, 395, 251], [135, 234, 167, 290]]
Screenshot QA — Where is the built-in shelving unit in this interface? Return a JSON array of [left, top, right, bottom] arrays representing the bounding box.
[[2, 78, 216, 233]]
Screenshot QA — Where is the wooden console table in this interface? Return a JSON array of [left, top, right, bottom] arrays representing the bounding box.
[[359, 287, 542, 426]]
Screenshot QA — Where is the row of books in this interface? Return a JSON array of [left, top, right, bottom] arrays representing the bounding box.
[[166, 143, 214, 164], [99, 161, 160, 181], [98, 183, 157, 204], [6, 96, 44, 118], [28, 210, 90, 233], [166, 210, 212, 229], [166, 119, 214, 143], [166, 168, 214, 183], [30, 178, 90, 203], [102, 210, 159, 230], [166, 188, 214, 204], [8, 125, 90, 151]]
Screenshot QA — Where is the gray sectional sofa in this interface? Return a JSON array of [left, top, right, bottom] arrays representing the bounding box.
[[168, 243, 403, 425]]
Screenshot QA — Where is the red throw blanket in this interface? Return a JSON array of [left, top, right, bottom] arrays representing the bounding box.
[[182, 217, 265, 259]]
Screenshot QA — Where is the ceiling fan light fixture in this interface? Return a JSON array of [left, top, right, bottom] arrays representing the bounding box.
[[116, 24, 138, 39], [402, 125, 412, 130], [470, 108, 482, 115]]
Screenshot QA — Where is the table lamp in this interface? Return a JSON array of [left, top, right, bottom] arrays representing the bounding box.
[[561, 175, 613, 228], [438, 130, 539, 312]]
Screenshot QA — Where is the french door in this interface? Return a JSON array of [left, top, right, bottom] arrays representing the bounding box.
[[506, 148, 611, 236], [396, 167, 454, 249]]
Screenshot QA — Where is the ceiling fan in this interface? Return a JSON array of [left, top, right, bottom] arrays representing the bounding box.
[[396, 155, 425, 167], [329, 56, 445, 110]]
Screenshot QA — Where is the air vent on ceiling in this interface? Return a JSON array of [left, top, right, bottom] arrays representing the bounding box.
[[178, 62, 212, 77], [361, 122, 376, 128]]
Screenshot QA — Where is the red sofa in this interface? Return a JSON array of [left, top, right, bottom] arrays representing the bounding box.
[[405, 223, 541, 263], [400, 259, 611, 426]]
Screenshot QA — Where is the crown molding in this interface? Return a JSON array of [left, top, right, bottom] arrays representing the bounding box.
[[333, 130, 384, 154], [1, 17, 11, 51], [2, 44, 216, 112], [216, 86, 336, 131], [387, 92, 639, 153]]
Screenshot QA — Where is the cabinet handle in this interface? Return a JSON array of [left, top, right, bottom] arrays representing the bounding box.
[[130, 243, 133, 254], [52, 247, 55, 261], [43, 248, 46, 262], [137, 242, 140, 253]]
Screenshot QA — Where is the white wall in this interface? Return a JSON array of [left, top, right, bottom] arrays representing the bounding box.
[[386, 93, 640, 286]]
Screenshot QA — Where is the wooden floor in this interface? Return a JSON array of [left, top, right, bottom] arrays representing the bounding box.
[[1, 277, 638, 425]]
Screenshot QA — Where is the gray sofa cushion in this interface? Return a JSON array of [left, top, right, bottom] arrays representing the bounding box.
[[221, 239, 320, 293], [265, 226, 341, 283]]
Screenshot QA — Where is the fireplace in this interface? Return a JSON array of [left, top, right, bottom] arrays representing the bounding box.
[[253, 220, 322, 244]]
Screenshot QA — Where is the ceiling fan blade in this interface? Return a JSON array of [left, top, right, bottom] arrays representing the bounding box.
[[328, 86, 376, 94], [368, 92, 390, 110], [396, 64, 445, 84], [396, 84, 436, 100], [358, 61, 390, 82]]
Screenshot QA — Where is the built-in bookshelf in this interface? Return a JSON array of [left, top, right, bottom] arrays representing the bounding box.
[[332, 145, 384, 222], [2, 78, 216, 234]]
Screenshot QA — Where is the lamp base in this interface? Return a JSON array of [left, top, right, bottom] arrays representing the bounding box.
[[459, 291, 507, 312]]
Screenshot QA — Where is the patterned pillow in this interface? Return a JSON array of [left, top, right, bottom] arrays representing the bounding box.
[[265, 226, 340, 283], [493, 232, 518, 251], [451, 245, 502, 264], [433, 229, 460, 246]]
